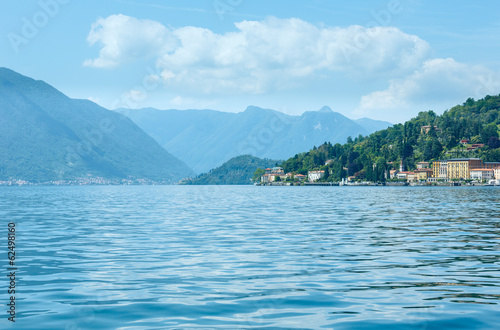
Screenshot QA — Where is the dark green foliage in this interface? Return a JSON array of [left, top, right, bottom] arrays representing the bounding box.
[[488, 137, 500, 149], [182, 155, 280, 185], [271, 95, 500, 182]]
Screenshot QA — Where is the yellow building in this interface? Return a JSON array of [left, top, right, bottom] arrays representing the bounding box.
[[447, 158, 482, 180], [432, 160, 448, 179], [432, 161, 440, 178], [415, 168, 433, 181]]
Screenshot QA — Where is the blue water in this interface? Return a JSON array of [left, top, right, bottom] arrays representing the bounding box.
[[0, 185, 499, 329]]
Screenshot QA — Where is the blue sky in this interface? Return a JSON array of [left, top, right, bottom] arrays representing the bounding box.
[[2, 0, 500, 123]]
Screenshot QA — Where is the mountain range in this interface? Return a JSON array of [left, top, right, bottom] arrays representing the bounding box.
[[120, 106, 391, 173], [0, 68, 194, 183]]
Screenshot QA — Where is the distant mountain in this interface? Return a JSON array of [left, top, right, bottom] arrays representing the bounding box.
[[0, 68, 194, 183], [121, 106, 390, 174], [182, 155, 280, 185], [355, 118, 393, 134]]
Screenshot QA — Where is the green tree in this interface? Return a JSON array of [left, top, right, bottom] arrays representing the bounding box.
[[253, 168, 265, 182], [481, 123, 499, 143], [323, 167, 330, 181]]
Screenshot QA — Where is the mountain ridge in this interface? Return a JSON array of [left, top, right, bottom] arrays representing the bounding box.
[[120, 106, 392, 173], [0, 68, 194, 183]]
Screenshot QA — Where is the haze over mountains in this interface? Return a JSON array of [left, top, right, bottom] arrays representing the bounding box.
[[0, 68, 193, 183], [0, 67, 391, 182], [121, 106, 392, 173]]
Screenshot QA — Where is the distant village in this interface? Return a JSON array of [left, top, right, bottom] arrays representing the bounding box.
[[260, 158, 500, 186], [0, 177, 167, 186]]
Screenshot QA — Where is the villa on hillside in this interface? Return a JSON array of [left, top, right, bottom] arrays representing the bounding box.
[[417, 162, 430, 169], [261, 167, 285, 183], [261, 167, 310, 183], [421, 125, 440, 134], [308, 170, 325, 182]]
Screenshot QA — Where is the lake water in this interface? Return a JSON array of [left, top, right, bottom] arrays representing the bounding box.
[[0, 185, 499, 329]]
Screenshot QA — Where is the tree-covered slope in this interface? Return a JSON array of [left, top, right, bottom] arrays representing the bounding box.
[[0, 68, 194, 183], [273, 95, 500, 182], [181, 155, 280, 185]]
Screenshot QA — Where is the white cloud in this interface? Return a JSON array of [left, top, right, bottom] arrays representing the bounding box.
[[85, 15, 500, 122], [354, 58, 500, 122], [84, 15, 430, 92], [87, 96, 100, 104], [124, 89, 146, 102], [83, 14, 176, 68]]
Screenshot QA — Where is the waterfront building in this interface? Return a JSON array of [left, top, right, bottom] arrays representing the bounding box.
[[294, 174, 306, 181], [482, 162, 500, 170], [407, 172, 417, 182], [432, 160, 448, 179], [261, 167, 285, 183], [396, 171, 411, 180], [447, 158, 482, 180], [415, 168, 433, 181], [432, 161, 440, 178], [470, 169, 495, 181], [271, 167, 284, 175], [308, 170, 325, 182]]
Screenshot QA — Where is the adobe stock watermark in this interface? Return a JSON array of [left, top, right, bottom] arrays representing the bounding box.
[[64, 273, 122, 330], [237, 110, 292, 157], [341, 0, 404, 62], [213, 0, 243, 21], [52, 117, 116, 179], [475, 73, 500, 99], [65, 118, 116, 166], [111, 66, 163, 113], [7, 0, 70, 54]]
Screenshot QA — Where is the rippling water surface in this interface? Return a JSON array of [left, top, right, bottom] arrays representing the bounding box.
[[1, 185, 499, 329]]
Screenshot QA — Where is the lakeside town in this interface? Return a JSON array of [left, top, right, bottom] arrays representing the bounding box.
[[259, 157, 500, 186], [0, 177, 170, 186]]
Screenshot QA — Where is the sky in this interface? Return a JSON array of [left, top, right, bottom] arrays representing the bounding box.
[[2, 0, 500, 123]]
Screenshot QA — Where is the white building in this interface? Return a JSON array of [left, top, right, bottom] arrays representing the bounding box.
[[271, 167, 284, 175], [417, 162, 430, 169], [396, 172, 411, 180], [470, 169, 494, 181], [439, 161, 448, 179], [495, 168, 500, 180], [308, 171, 325, 182]]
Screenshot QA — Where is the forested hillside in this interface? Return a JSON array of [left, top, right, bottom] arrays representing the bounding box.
[[273, 95, 500, 182], [182, 155, 280, 185]]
